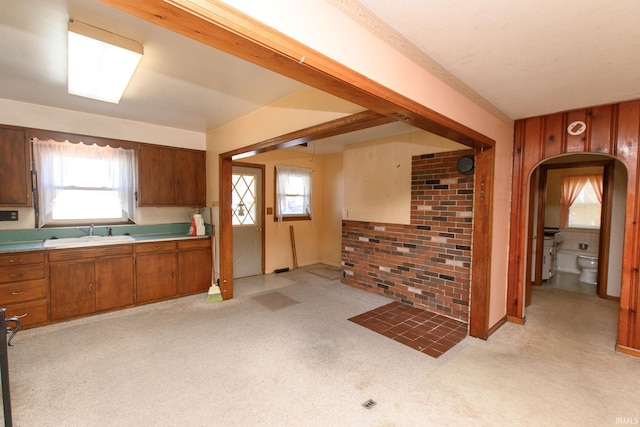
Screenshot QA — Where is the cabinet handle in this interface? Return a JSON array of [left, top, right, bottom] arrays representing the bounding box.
[[153, 245, 162, 250], [14, 313, 28, 319], [9, 258, 24, 264], [89, 282, 93, 293], [11, 290, 25, 295], [9, 273, 23, 278]]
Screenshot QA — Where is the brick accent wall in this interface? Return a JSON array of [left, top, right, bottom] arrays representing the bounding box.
[[342, 150, 474, 323]]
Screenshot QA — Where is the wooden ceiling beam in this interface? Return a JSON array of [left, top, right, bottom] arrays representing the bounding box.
[[226, 110, 396, 160], [99, 0, 494, 149]]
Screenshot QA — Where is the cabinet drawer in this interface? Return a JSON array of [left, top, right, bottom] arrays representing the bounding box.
[[48, 244, 133, 262], [0, 264, 45, 284], [0, 251, 44, 267], [178, 237, 211, 250], [135, 241, 177, 253], [3, 300, 48, 327], [0, 279, 46, 305]]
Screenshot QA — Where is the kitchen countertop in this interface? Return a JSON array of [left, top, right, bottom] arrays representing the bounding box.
[[0, 233, 210, 253]]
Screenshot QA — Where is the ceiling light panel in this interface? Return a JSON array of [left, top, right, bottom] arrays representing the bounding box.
[[67, 20, 143, 104]]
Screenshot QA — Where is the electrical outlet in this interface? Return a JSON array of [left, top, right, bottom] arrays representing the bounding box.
[[0, 211, 18, 221]]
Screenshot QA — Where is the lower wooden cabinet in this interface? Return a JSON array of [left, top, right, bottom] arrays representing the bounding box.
[[178, 239, 212, 295], [95, 257, 135, 311], [0, 251, 48, 328], [1, 237, 212, 327], [50, 259, 94, 320], [49, 246, 134, 321], [136, 248, 178, 303]]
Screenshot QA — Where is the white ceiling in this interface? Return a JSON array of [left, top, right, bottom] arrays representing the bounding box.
[[354, 0, 640, 120], [0, 0, 307, 133], [1, 0, 639, 150]]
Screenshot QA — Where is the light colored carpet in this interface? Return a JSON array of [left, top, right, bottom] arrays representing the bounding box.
[[252, 291, 299, 311], [308, 266, 342, 280], [3, 265, 639, 426]]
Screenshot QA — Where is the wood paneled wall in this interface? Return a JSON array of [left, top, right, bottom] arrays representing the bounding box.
[[508, 100, 640, 355]]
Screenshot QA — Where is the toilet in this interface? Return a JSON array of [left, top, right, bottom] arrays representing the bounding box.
[[576, 255, 598, 284]]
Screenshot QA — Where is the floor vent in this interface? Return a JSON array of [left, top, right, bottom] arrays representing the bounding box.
[[362, 399, 377, 410]]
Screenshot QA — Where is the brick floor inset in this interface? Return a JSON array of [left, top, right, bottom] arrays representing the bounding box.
[[348, 301, 467, 358]]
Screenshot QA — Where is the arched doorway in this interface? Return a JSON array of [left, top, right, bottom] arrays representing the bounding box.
[[522, 154, 627, 336], [507, 101, 640, 357]]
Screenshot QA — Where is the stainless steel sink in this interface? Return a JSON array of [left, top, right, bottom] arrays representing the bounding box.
[[43, 235, 135, 248]]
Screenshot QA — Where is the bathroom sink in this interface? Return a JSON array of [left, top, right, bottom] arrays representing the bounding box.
[[43, 235, 135, 248]]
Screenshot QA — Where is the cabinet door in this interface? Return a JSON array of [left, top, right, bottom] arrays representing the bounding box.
[[0, 127, 31, 207], [50, 260, 95, 320], [178, 248, 212, 295], [175, 149, 206, 206], [138, 145, 175, 206], [136, 252, 177, 302], [95, 256, 134, 312]]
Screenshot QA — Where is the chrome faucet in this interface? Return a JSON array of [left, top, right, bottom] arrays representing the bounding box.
[[88, 224, 94, 236]]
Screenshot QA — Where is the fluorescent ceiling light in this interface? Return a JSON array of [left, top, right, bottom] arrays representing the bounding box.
[[68, 20, 143, 104]]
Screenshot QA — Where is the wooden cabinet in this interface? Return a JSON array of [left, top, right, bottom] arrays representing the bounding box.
[[0, 251, 48, 327], [0, 236, 212, 328], [175, 149, 206, 206], [49, 245, 134, 320], [49, 259, 94, 320], [0, 126, 31, 207], [138, 144, 206, 207], [135, 241, 178, 303], [178, 238, 212, 295]]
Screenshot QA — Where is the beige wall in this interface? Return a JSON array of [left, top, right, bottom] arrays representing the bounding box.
[[214, 0, 514, 328], [0, 98, 206, 230], [206, 87, 361, 204], [0, 98, 204, 149], [320, 153, 343, 267], [241, 149, 345, 271], [242, 149, 333, 271], [219, 0, 514, 330], [343, 131, 466, 224]]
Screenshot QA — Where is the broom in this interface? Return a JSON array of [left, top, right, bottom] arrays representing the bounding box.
[[206, 219, 223, 303], [206, 283, 222, 303]]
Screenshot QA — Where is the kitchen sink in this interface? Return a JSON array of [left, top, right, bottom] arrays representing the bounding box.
[[43, 235, 135, 248]]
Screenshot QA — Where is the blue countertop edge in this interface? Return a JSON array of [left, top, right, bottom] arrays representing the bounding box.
[[0, 234, 211, 253], [0, 223, 212, 253]]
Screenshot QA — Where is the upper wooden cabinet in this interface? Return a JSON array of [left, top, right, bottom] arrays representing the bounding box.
[[138, 144, 206, 207], [0, 126, 31, 207]]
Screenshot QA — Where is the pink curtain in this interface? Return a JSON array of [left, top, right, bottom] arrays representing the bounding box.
[[589, 174, 604, 204], [560, 175, 587, 227]]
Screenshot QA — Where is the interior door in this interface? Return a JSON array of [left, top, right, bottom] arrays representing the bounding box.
[[232, 165, 263, 278]]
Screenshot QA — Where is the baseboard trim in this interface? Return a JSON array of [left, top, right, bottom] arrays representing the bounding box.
[[507, 315, 526, 325], [487, 315, 508, 337], [616, 343, 640, 358]]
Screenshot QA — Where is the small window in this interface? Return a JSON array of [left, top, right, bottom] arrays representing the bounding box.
[[232, 173, 257, 226], [32, 138, 137, 227], [568, 181, 601, 229], [275, 165, 312, 222]]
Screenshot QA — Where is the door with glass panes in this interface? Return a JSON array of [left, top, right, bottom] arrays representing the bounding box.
[[232, 165, 263, 278]]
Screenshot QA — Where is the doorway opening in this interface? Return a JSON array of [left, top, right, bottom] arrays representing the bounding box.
[[524, 153, 627, 342]]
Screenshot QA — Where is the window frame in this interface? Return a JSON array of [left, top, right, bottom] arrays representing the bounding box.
[[274, 165, 312, 222], [28, 129, 138, 228], [567, 179, 602, 229]]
